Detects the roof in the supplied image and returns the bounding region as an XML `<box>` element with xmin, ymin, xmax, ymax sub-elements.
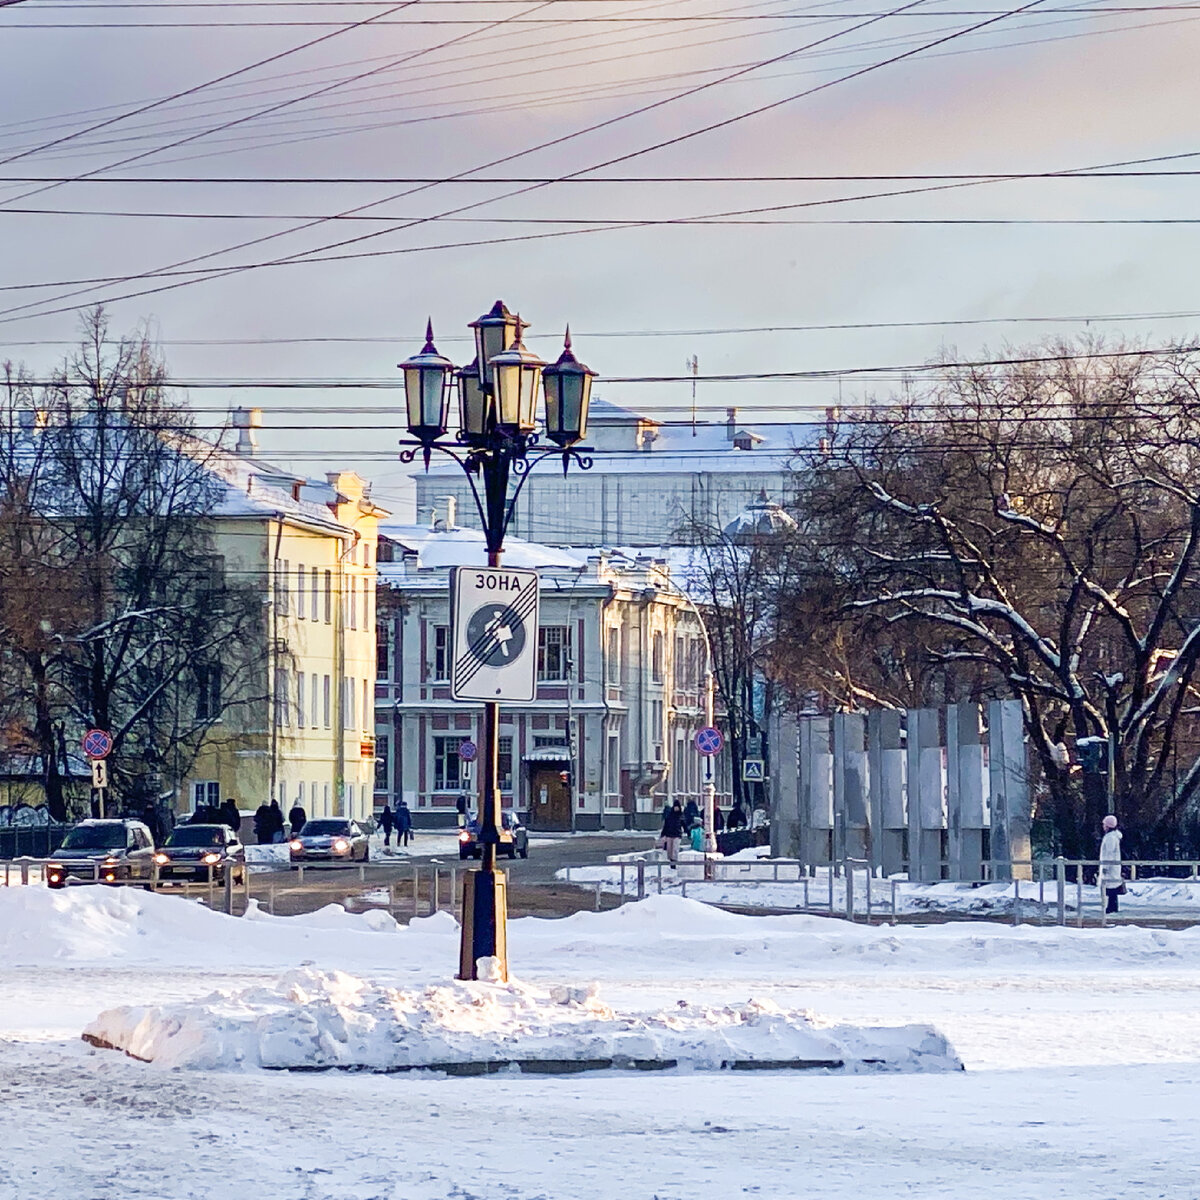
<box><xmin>377</xmin><ymin>523</ymin><xmax>588</xmax><ymax>574</ymax></box>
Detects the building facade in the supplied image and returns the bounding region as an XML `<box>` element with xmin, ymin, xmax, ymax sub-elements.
<box><xmin>413</xmin><ymin>401</ymin><xmax>827</xmax><ymax>547</ymax></box>
<box><xmin>186</xmin><ymin>434</ymin><xmax>386</xmax><ymax>822</ymax></box>
<box><xmin>373</xmin><ymin>524</ymin><xmax>728</xmax><ymax>829</ymax></box>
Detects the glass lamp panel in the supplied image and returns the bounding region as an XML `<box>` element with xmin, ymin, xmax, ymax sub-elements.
<box><xmin>493</xmin><ymin>361</ymin><xmax>521</xmax><ymax>429</ymax></box>
<box><xmin>403</xmin><ymin>364</ymin><xmax>448</xmax><ymax>436</ymax></box>
<box><xmin>518</xmin><ymin>363</ymin><xmax>542</xmax><ymax>432</ymax></box>
<box><xmin>457</xmin><ymin>362</ymin><xmax>489</xmax><ymax>439</ymax></box>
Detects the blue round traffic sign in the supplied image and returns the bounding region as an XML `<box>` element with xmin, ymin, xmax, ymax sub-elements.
<box><xmin>458</xmin><ymin>740</ymin><xmax>478</xmax><ymax>762</ymax></box>
<box><xmin>694</xmin><ymin>726</ymin><xmax>724</xmax><ymax>756</ymax></box>
<box><xmin>83</xmin><ymin>728</ymin><xmax>112</xmax><ymax>759</ymax></box>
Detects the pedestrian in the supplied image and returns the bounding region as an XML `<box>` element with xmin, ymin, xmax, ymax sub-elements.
<box><xmin>689</xmin><ymin>821</ymin><xmax>705</xmax><ymax>853</ymax></box>
<box><xmin>288</xmin><ymin>801</ymin><xmax>307</xmax><ymax>837</ymax></box>
<box><xmin>682</xmin><ymin>798</ymin><xmax>700</xmax><ymax>833</ymax></box>
<box><xmin>726</xmin><ymin>801</ymin><xmax>747</xmax><ymax>831</ymax></box>
<box><xmin>253</xmin><ymin>800</ymin><xmax>273</xmax><ymax>845</ymax></box>
<box><xmin>141</xmin><ymin>803</ymin><xmax>163</xmax><ymax>847</ymax></box>
<box><xmin>713</xmin><ymin>805</ymin><xmax>725</xmax><ymax>833</ymax></box>
<box><xmin>1099</xmin><ymin>814</ymin><xmax>1124</xmax><ymax>914</ymax></box>
<box><xmin>220</xmin><ymin>797</ymin><xmax>241</xmax><ymax>836</ymax></box>
<box><xmin>379</xmin><ymin>802</ymin><xmax>395</xmax><ymax>848</ymax></box>
<box><xmin>268</xmin><ymin>798</ymin><xmax>285</xmax><ymax>843</ymax></box>
<box><xmin>396</xmin><ymin>799</ymin><xmax>413</xmax><ymax>847</ymax></box>
<box><xmin>661</xmin><ymin>800</ymin><xmax>684</xmax><ymax>865</ymax></box>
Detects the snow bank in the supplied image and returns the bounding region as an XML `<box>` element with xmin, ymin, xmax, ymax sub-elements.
<box><xmin>243</xmin><ymin>844</ymin><xmax>290</xmax><ymax>872</ymax></box>
<box><xmin>82</xmin><ymin>966</ymin><xmax>961</xmax><ymax>1074</ymax></box>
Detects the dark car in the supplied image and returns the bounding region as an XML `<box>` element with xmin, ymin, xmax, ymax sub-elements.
<box><xmin>153</xmin><ymin>824</ymin><xmax>246</xmax><ymax>887</ymax></box>
<box><xmin>289</xmin><ymin>818</ymin><xmax>369</xmax><ymax>865</ymax></box>
<box><xmin>46</xmin><ymin>819</ymin><xmax>157</xmax><ymax>889</ymax></box>
<box><xmin>458</xmin><ymin>811</ymin><xmax>528</xmax><ymax>860</ymax></box>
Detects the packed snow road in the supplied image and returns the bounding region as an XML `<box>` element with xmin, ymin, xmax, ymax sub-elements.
<box><xmin>0</xmin><ymin>887</ymin><xmax>1195</xmax><ymax>1198</ymax></box>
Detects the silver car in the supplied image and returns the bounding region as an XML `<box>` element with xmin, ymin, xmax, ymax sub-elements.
<box><xmin>46</xmin><ymin>819</ymin><xmax>157</xmax><ymax>888</ymax></box>
<box><xmin>289</xmin><ymin>818</ymin><xmax>369</xmax><ymax>865</ymax></box>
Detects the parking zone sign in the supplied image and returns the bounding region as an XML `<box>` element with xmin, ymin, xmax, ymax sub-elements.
<box><xmin>449</xmin><ymin>566</ymin><xmax>540</xmax><ymax>702</ymax></box>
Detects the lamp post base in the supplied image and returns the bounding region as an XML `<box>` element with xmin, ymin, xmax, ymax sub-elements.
<box><xmin>457</xmin><ymin>868</ymin><xmax>509</xmax><ymax>982</ymax></box>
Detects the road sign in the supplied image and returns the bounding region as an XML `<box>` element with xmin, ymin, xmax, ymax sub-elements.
<box><xmin>449</xmin><ymin>566</ymin><xmax>540</xmax><ymax>703</ymax></box>
<box><xmin>91</xmin><ymin>758</ymin><xmax>108</xmax><ymax>789</ymax></box>
<box><xmin>695</xmin><ymin>726</ymin><xmax>724</xmax><ymax>756</ymax></box>
<box><xmin>742</xmin><ymin>757</ymin><xmax>765</xmax><ymax>782</ymax></box>
<box><xmin>82</xmin><ymin>729</ymin><xmax>112</xmax><ymax>759</ymax></box>
<box><xmin>459</xmin><ymin>740</ymin><xmax>478</xmax><ymax>762</ymax></box>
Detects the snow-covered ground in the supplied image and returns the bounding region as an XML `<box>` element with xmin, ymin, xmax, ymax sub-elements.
<box><xmin>1</xmin><ymin>887</ymin><xmax>1197</xmax><ymax>1196</ymax></box>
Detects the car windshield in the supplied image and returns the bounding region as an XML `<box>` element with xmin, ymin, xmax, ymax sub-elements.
<box><xmin>166</xmin><ymin>827</ymin><xmax>227</xmax><ymax>848</ymax></box>
<box><xmin>61</xmin><ymin>825</ymin><xmax>125</xmax><ymax>850</ymax></box>
<box><xmin>303</xmin><ymin>820</ymin><xmax>349</xmax><ymax>836</ymax></box>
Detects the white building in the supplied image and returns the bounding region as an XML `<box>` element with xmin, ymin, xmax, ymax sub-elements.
<box><xmin>373</xmin><ymin>522</ymin><xmax>727</xmax><ymax>829</ymax></box>
<box><xmin>412</xmin><ymin>400</ymin><xmax>827</xmax><ymax>547</ymax></box>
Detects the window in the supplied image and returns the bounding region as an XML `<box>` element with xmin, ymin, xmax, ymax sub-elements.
<box><xmin>498</xmin><ymin>735</ymin><xmax>513</xmax><ymax>791</ymax></box>
<box><xmin>433</xmin><ymin>625</ymin><xmax>449</xmax><ymax>680</ymax></box>
<box><xmin>198</xmin><ymin>555</ymin><xmax>226</xmax><ymax>609</ymax></box>
<box><xmin>297</xmin><ymin>564</ymin><xmax>307</xmax><ymax>618</ymax></box>
<box><xmin>323</xmin><ymin>675</ymin><xmax>331</xmax><ymax>727</ymax></box>
<box><xmin>344</xmin><ymin>677</ymin><xmax>356</xmax><ymax>729</ymax></box>
<box><xmin>376</xmin><ymin>623</ymin><xmax>389</xmax><ymax>680</ymax></box>
<box><xmin>606</xmin><ymin>734</ymin><xmax>620</xmax><ymax>796</ymax></box>
<box><xmin>364</xmin><ymin>543</ymin><xmax>372</xmax><ymax>569</ymax></box>
<box><xmin>324</xmin><ymin>570</ymin><xmax>332</xmax><ymax>623</ymax></box>
<box><xmin>375</xmin><ymin>733</ymin><xmax>389</xmax><ymax>791</ymax></box>
<box><xmin>195</xmin><ymin>663</ymin><xmax>221</xmax><ymax>721</ymax></box>
<box><xmin>311</xmin><ymin>567</ymin><xmax>319</xmax><ymax>621</ymax></box>
<box><xmin>274</xmin><ymin>667</ymin><xmax>289</xmax><ymax>727</ymax></box>
<box><xmin>434</xmin><ymin>736</ymin><xmax>461</xmax><ymax>791</ymax></box>
<box><xmin>273</xmin><ymin>558</ymin><xmax>284</xmax><ymax>612</ymax></box>
<box><xmin>362</xmin><ymin>578</ymin><xmax>370</xmax><ymax>631</ymax></box>
<box><xmin>537</xmin><ymin>626</ymin><xmax>571</xmax><ymax>681</ymax></box>
<box><xmin>534</xmin><ymin>735</ymin><xmax>568</xmax><ymax>748</ymax></box>
<box><xmin>674</xmin><ymin>636</ymin><xmax>685</xmax><ymax>689</ymax></box>
<box><xmin>297</xmin><ymin>671</ymin><xmax>306</xmax><ymax>727</ymax></box>
<box><xmin>192</xmin><ymin>780</ymin><xmax>220</xmax><ymax>809</ymax></box>
<box><xmin>349</xmin><ymin>576</ymin><xmax>357</xmax><ymax>630</ymax></box>
<box><xmin>310</xmin><ymin>673</ymin><xmax>319</xmax><ymax>728</ymax></box>
<box><xmin>362</xmin><ymin>679</ymin><xmax>369</xmax><ymax>731</ymax></box>
<box><xmin>606</xmin><ymin>626</ymin><xmax>620</xmax><ymax>683</ymax></box>
<box><xmin>281</xmin><ymin>559</ymin><xmax>290</xmax><ymax>615</ymax></box>
<box><xmin>652</xmin><ymin>631</ymin><xmax>664</xmax><ymax>682</ymax></box>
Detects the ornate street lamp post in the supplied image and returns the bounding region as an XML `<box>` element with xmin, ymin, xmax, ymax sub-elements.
<box><xmin>399</xmin><ymin>301</ymin><xmax>595</xmax><ymax>981</ymax></box>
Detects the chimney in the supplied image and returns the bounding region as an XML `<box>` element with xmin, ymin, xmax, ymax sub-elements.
<box><xmin>232</xmin><ymin>407</ymin><xmax>262</xmax><ymax>456</ymax></box>
<box><xmin>726</xmin><ymin>407</ymin><xmax>738</xmax><ymax>441</ymax></box>
<box><xmin>441</xmin><ymin>495</ymin><xmax>457</xmax><ymax>528</ymax></box>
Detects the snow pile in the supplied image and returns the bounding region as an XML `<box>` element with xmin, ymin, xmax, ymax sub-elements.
<box><xmin>81</xmin><ymin>966</ymin><xmax>962</xmax><ymax>1074</ymax></box>
<box><xmin>243</xmin><ymin>844</ymin><xmax>290</xmax><ymax>872</ymax></box>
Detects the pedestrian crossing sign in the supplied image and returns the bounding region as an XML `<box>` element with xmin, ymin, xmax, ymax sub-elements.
<box><xmin>742</xmin><ymin>758</ymin><xmax>765</xmax><ymax>782</ymax></box>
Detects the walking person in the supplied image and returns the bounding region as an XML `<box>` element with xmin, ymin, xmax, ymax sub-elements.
<box><xmin>268</xmin><ymin>798</ymin><xmax>286</xmax><ymax>843</ymax></box>
<box><xmin>689</xmin><ymin>820</ymin><xmax>705</xmax><ymax>853</ymax></box>
<box><xmin>1099</xmin><ymin>814</ymin><xmax>1124</xmax><ymax>914</ymax></box>
<box><xmin>253</xmin><ymin>800</ymin><xmax>273</xmax><ymax>845</ymax></box>
<box><xmin>661</xmin><ymin>800</ymin><xmax>684</xmax><ymax>866</ymax></box>
<box><xmin>220</xmin><ymin>797</ymin><xmax>241</xmax><ymax>837</ymax></box>
<box><xmin>379</xmin><ymin>802</ymin><xmax>395</xmax><ymax>848</ymax></box>
<box><xmin>396</xmin><ymin>799</ymin><xmax>413</xmax><ymax>847</ymax></box>
<box><xmin>682</xmin><ymin>798</ymin><xmax>700</xmax><ymax>833</ymax></box>
<box><xmin>288</xmin><ymin>800</ymin><xmax>307</xmax><ymax>838</ymax></box>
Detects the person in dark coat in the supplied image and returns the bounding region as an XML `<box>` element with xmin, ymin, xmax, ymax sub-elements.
<box><xmin>268</xmin><ymin>799</ymin><xmax>285</xmax><ymax>843</ymax></box>
<box><xmin>288</xmin><ymin>802</ymin><xmax>307</xmax><ymax>837</ymax></box>
<box><xmin>379</xmin><ymin>803</ymin><xmax>395</xmax><ymax>847</ymax></box>
<box><xmin>661</xmin><ymin>800</ymin><xmax>684</xmax><ymax>865</ymax></box>
<box><xmin>219</xmin><ymin>798</ymin><xmax>241</xmax><ymax>836</ymax></box>
<box><xmin>141</xmin><ymin>803</ymin><xmax>163</xmax><ymax>847</ymax></box>
<box><xmin>253</xmin><ymin>801</ymin><xmax>273</xmax><ymax>845</ymax></box>
<box><xmin>713</xmin><ymin>805</ymin><xmax>725</xmax><ymax>834</ymax></box>
<box><xmin>726</xmin><ymin>801</ymin><xmax>747</xmax><ymax>830</ymax></box>
<box><xmin>682</xmin><ymin>798</ymin><xmax>700</xmax><ymax>833</ymax></box>
<box><xmin>396</xmin><ymin>799</ymin><xmax>413</xmax><ymax>847</ymax></box>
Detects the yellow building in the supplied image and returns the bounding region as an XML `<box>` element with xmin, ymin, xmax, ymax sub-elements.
<box><xmin>186</xmin><ymin>416</ymin><xmax>386</xmax><ymax>823</ymax></box>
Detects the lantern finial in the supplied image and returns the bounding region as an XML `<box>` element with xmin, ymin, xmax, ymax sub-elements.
<box><xmin>422</xmin><ymin>318</ymin><xmax>436</xmax><ymax>353</ymax></box>
<box><xmin>563</xmin><ymin>325</ymin><xmax>572</xmax><ymax>352</ymax></box>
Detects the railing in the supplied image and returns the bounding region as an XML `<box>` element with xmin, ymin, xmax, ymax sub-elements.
<box><xmin>559</xmin><ymin>856</ymin><xmax>1200</xmax><ymax>926</ymax></box>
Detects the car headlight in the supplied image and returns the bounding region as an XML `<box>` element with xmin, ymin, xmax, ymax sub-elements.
<box><xmin>289</xmin><ymin>839</ymin><xmax>302</xmax><ymax>851</ymax></box>
<box><xmin>333</xmin><ymin>839</ymin><xmax>349</xmax><ymax>853</ymax></box>
<box><xmin>47</xmin><ymin>871</ymin><xmax>62</xmax><ymax>883</ymax></box>
<box><xmin>153</xmin><ymin>853</ymin><xmax>168</xmax><ymax>865</ymax></box>
<box><xmin>202</xmin><ymin>852</ymin><xmax>220</xmax><ymax>865</ymax></box>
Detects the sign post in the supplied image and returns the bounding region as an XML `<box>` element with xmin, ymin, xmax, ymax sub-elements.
<box><xmin>83</xmin><ymin>729</ymin><xmax>113</xmax><ymax>818</ymax></box>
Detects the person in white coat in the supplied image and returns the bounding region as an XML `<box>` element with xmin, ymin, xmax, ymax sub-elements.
<box><xmin>1099</xmin><ymin>815</ymin><xmax>1123</xmax><ymax>914</ymax></box>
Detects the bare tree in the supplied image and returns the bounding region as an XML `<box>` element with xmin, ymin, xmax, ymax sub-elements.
<box><xmin>790</xmin><ymin>341</ymin><xmax>1200</xmax><ymax>855</ymax></box>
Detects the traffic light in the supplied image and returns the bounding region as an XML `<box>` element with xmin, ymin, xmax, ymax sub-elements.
<box><xmin>559</xmin><ymin>768</ymin><xmax>572</xmax><ymax>787</ymax></box>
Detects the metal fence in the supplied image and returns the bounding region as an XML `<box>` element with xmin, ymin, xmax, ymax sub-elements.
<box><xmin>560</xmin><ymin>856</ymin><xmax>1200</xmax><ymax>926</ymax></box>
<box><xmin>0</xmin><ymin>824</ymin><xmax>70</xmax><ymax>860</ymax></box>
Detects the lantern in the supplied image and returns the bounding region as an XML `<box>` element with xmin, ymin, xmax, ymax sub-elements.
<box><xmin>399</xmin><ymin>319</ymin><xmax>452</xmax><ymax>443</ymax></box>
<box><xmin>488</xmin><ymin>324</ymin><xmax>544</xmax><ymax>435</ymax></box>
<box><xmin>469</xmin><ymin>300</ymin><xmax>525</xmax><ymax>392</ymax></box>
<box><xmin>456</xmin><ymin>357</ymin><xmax>490</xmax><ymax>445</ymax></box>
<box><xmin>541</xmin><ymin>327</ymin><xmax>596</xmax><ymax>447</ymax></box>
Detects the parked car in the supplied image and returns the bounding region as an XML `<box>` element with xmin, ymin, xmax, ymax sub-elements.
<box><xmin>153</xmin><ymin>824</ymin><xmax>246</xmax><ymax>886</ymax></box>
<box><xmin>45</xmin><ymin>819</ymin><xmax>157</xmax><ymax>889</ymax></box>
<box><xmin>458</xmin><ymin>811</ymin><xmax>528</xmax><ymax>860</ymax></box>
<box><xmin>289</xmin><ymin>818</ymin><xmax>369</xmax><ymax>865</ymax></box>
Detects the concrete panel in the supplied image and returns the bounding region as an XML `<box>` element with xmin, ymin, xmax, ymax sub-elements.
<box><xmin>907</xmin><ymin>708</ymin><xmax>944</xmax><ymax>882</ymax></box>
<box><xmin>769</xmin><ymin>708</ymin><xmax>801</xmax><ymax>859</ymax></box>
<box><xmin>988</xmin><ymin>699</ymin><xmax>1031</xmax><ymax>881</ymax></box>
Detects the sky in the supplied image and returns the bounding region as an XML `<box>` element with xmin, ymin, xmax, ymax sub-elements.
<box><xmin>1</xmin><ymin>0</ymin><xmax>1199</xmax><ymax>520</ymax></box>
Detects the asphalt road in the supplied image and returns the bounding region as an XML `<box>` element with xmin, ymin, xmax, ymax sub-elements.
<box><xmin>247</xmin><ymin>831</ymin><xmax>656</xmax><ymax>921</ymax></box>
